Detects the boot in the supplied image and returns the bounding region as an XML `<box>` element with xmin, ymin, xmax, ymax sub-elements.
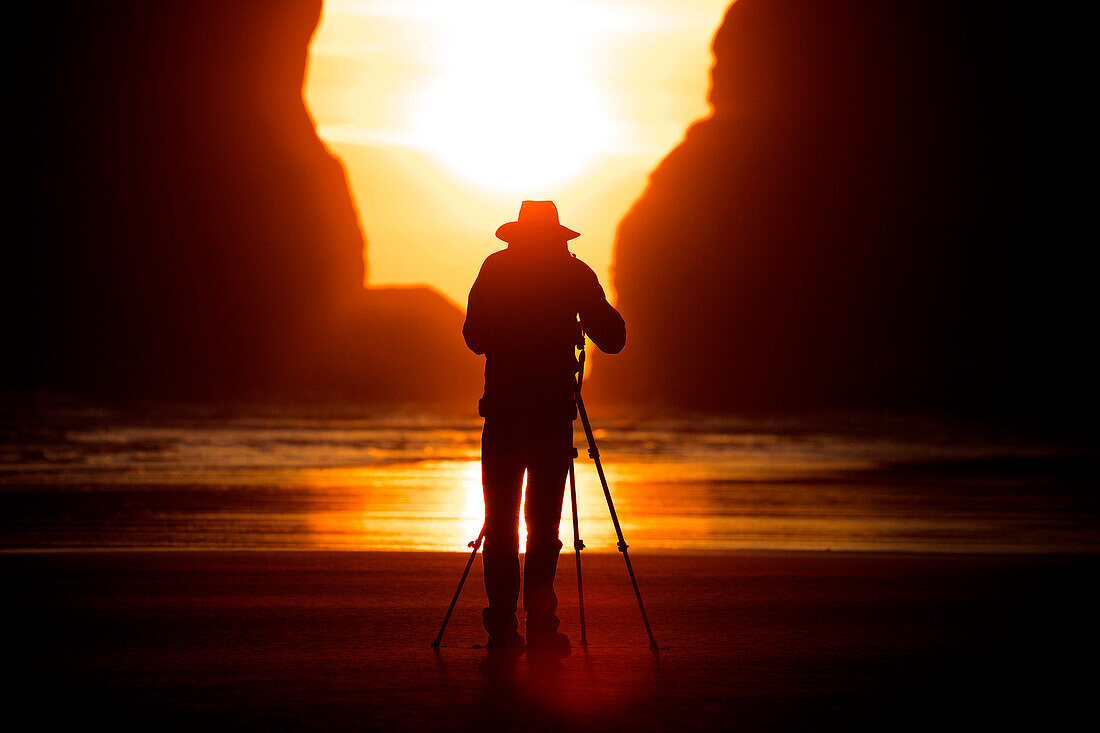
<box><xmin>483</xmin><ymin>607</ymin><xmax>525</xmax><ymax>649</ymax></box>
<box><xmin>526</xmin><ymin>629</ymin><xmax>571</xmax><ymax>650</ymax></box>
<box><xmin>523</xmin><ymin>537</ymin><xmax>568</xmax><ymax>650</ymax></box>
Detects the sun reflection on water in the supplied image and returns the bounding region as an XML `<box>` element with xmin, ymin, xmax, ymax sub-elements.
<box><xmin>459</xmin><ymin>461</ymin><xmax>484</xmax><ymax>546</ymax></box>
<box><xmin>7</xmin><ymin>415</ymin><xmax>1083</xmax><ymax>554</ymax></box>
<box><xmin>303</xmin><ymin>458</ymin><xmax>640</xmax><ymax>552</ymax></box>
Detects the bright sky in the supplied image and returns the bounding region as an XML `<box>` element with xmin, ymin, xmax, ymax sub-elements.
<box><xmin>305</xmin><ymin>0</ymin><xmax>731</xmax><ymax>308</ymax></box>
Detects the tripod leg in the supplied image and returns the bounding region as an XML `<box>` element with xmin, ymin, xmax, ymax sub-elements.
<box><xmin>568</xmin><ymin>454</ymin><xmax>588</xmax><ymax>647</ymax></box>
<box><xmin>576</xmin><ymin>393</ymin><xmax>659</xmax><ymax>652</ymax></box>
<box><xmin>431</xmin><ymin>526</ymin><xmax>485</xmax><ymax>648</ymax></box>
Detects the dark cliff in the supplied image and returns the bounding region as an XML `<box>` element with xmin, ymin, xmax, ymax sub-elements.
<box><xmin>595</xmin><ymin>0</ymin><xmax>1061</xmax><ymax>417</ymax></box>
<box><xmin>6</xmin><ymin>1</ymin><xmax>480</xmax><ymax>405</ymax></box>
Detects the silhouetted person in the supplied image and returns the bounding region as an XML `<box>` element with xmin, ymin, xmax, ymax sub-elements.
<box><xmin>464</xmin><ymin>201</ymin><xmax>625</xmax><ymax>650</ymax></box>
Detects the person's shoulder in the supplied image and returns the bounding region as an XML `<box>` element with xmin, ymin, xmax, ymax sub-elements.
<box><xmin>478</xmin><ymin>248</ymin><xmax>511</xmax><ymax>273</ymax></box>
<box><xmin>566</xmin><ymin>255</ymin><xmax>600</xmax><ymax>284</ymax></box>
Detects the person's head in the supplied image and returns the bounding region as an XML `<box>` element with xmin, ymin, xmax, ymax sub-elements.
<box><xmin>496</xmin><ymin>201</ymin><xmax>579</xmax><ymax>253</ymax></box>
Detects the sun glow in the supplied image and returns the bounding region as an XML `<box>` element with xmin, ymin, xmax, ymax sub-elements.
<box><xmin>410</xmin><ymin>4</ymin><xmax>619</xmax><ymax>193</ymax></box>
<box><xmin>306</xmin><ymin>0</ymin><xmax>730</xmax><ymax>305</ymax></box>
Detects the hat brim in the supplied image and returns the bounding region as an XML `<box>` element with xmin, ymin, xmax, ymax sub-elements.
<box><xmin>495</xmin><ymin>220</ymin><xmax>580</xmax><ymax>243</ymax></box>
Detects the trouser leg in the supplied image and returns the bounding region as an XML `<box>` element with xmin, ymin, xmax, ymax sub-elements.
<box><xmin>481</xmin><ymin>419</ymin><xmax>524</xmax><ymax>637</ymax></box>
<box><xmin>522</xmin><ymin>420</ymin><xmax>572</xmax><ymax>638</ymax></box>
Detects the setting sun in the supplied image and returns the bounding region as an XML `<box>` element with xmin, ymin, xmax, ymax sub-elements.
<box><xmin>410</xmin><ymin>3</ymin><xmax>619</xmax><ymax>192</ymax></box>
<box><xmin>305</xmin><ymin>0</ymin><xmax>731</xmax><ymax>305</ymax></box>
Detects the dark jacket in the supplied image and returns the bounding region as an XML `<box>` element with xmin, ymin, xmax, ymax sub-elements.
<box><xmin>463</xmin><ymin>243</ymin><xmax>625</xmax><ymax>419</ymax></box>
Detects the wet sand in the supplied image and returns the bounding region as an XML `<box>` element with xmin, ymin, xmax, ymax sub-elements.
<box><xmin>3</xmin><ymin>551</ymin><xmax>1090</xmax><ymax>730</ymax></box>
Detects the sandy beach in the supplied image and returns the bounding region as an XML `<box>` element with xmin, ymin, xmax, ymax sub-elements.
<box><xmin>4</xmin><ymin>550</ymin><xmax>1089</xmax><ymax>730</ymax></box>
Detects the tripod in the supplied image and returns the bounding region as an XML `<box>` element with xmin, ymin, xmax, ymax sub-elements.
<box><xmin>431</xmin><ymin>342</ymin><xmax>659</xmax><ymax>651</ymax></box>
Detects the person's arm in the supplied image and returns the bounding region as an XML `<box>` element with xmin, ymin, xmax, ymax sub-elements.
<box><xmin>463</xmin><ymin>259</ymin><xmax>493</xmax><ymax>355</ymax></box>
<box><xmin>577</xmin><ymin>263</ymin><xmax>626</xmax><ymax>354</ymax></box>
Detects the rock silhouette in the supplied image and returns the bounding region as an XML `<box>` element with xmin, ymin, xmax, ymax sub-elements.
<box><xmin>6</xmin><ymin>1</ymin><xmax>480</xmax><ymax>404</ymax></box>
<box><xmin>596</xmin><ymin>0</ymin><xmax>1043</xmax><ymax>415</ymax></box>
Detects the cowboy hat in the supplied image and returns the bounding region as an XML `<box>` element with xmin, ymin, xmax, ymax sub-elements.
<box><xmin>495</xmin><ymin>200</ymin><xmax>580</xmax><ymax>243</ymax></box>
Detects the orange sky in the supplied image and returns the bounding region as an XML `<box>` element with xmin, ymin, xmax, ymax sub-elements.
<box><xmin>305</xmin><ymin>0</ymin><xmax>731</xmax><ymax>308</ymax></box>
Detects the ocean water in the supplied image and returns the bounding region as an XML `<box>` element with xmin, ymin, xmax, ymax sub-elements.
<box><xmin>2</xmin><ymin>408</ymin><xmax>1097</xmax><ymax>553</ymax></box>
